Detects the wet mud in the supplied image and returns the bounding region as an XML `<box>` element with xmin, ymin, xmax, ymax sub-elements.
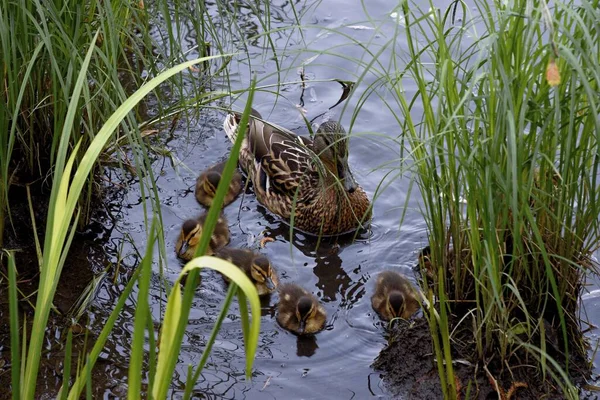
<box><xmin>374</xmin><ymin>316</ymin><xmax>592</xmax><ymax>399</ymax></box>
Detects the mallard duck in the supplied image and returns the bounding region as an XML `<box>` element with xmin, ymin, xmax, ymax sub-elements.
<box><xmin>223</xmin><ymin>109</ymin><xmax>371</xmax><ymax>235</ymax></box>
<box><xmin>371</xmin><ymin>270</ymin><xmax>420</xmax><ymax>321</ymax></box>
<box><xmin>175</xmin><ymin>214</ymin><xmax>230</xmax><ymax>260</ymax></box>
<box><xmin>276</xmin><ymin>283</ymin><xmax>326</xmax><ymax>335</ymax></box>
<box><xmin>195</xmin><ymin>161</ymin><xmax>243</xmax><ymax>208</ymax></box>
<box><xmin>215</xmin><ymin>247</ymin><xmax>279</xmax><ymax>295</ymax></box>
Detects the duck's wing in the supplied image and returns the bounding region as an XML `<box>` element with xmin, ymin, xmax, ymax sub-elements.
<box><xmin>248</xmin><ymin>120</ymin><xmax>325</xmax><ymax>200</ymax></box>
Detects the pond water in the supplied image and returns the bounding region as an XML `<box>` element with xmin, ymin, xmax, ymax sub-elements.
<box><xmin>83</xmin><ymin>0</ymin><xmax>600</xmax><ymax>398</ymax></box>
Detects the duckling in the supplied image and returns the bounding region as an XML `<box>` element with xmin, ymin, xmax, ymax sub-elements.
<box><xmin>276</xmin><ymin>283</ymin><xmax>326</xmax><ymax>335</ymax></box>
<box><xmin>371</xmin><ymin>270</ymin><xmax>420</xmax><ymax>322</ymax></box>
<box><xmin>175</xmin><ymin>214</ymin><xmax>230</xmax><ymax>260</ymax></box>
<box><xmin>195</xmin><ymin>161</ymin><xmax>243</xmax><ymax>208</ymax></box>
<box><xmin>417</xmin><ymin>245</ymin><xmax>433</xmax><ymax>280</ymax></box>
<box><xmin>215</xmin><ymin>248</ymin><xmax>279</xmax><ymax>295</ymax></box>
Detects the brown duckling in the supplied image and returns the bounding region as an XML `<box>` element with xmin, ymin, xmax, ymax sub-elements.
<box><xmin>371</xmin><ymin>270</ymin><xmax>420</xmax><ymax>321</ymax></box>
<box><xmin>195</xmin><ymin>161</ymin><xmax>243</xmax><ymax>208</ymax></box>
<box><xmin>175</xmin><ymin>214</ymin><xmax>230</xmax><ymax>260</ymax></box>
<box><xmin>276</xmin><ymin>283</ymin><xmax>326</xmax><ymax>335</ymax></box>
<box><xmin>417</xmin><ymin>245</ymin><xmax>433</xmax><ymax>280</ymax></box>
<box><xmin>215</xmin><ymin>248</ymin><xmax>279</xmax><ymax>295</ymax></box>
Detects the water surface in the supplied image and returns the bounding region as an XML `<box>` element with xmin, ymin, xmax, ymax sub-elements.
<box><xmin>86</xmin><ymin>0</ymin><xmax>600</xmax><ymax>398</ymax></box>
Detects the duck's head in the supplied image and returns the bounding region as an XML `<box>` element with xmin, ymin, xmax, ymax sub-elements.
<box><xmin>250</xmin><ymin>256</ymin><xmax>277</xmax><ymax>291</ymax></box>
<box><xmin>386</xmin><ymin>290</ymin><xmax>406</xmax><ymax>319</ymax></box>
<box><xmin>176</xmin><ymin>219</ymin><xmax>202</xmax><ymax>259</ymax></box>
<box><xmin>313</xmin><ymin>121</ymin><xmax>358</xmax><ymax>193</ymax></box>
<box><xmin>202</xmin><ymin>171</ymin><xmax>221</xmax><ymax>196</ymax></box>
<box><xmin>296</xmin><ymin>296</ymin><xmax>319</xmax><ymax>334</ymax></box>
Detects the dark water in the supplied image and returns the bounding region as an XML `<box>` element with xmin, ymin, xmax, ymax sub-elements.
<box><xmin>85</xmin><ymin>0</ymin><xmax>600</xmax><ymax>398</ymax></box>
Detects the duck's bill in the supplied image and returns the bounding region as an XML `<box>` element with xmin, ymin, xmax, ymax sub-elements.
<box><xmin>298</xmin><ymin>320</ymin><xmax>306</xmax><ymax>335</ymax></box>
<box><xmin>178</xmin><ymin>241</ymin><xmax>190</xmax><ymax>256</ymax></box>
<box><xmin>340</xmin><ymin>166</ymin><xmax>358</xmax><ymax>193</ymax></box>
<box><xmin>265</xmin><ymin>277</ymin><xmax>276</xmax><ymax>290</ymax></box>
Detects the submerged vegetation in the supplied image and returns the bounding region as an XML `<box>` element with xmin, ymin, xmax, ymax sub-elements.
<box><xmin>1</xmin><ymin>0</ymin><xmax>599</xmax><ymax>398</ymax></box>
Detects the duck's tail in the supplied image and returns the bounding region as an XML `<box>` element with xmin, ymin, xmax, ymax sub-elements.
<box><xmin>224</xmin><ymin>108</ymin><xmax>263</xmax><ymax>144</ymax></box>
<box><xmin>223</xmin><ymin>113</ymin><xmax>239</xmax><ymax>144</ymax></box>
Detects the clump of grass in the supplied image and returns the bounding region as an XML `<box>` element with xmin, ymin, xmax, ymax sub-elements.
<box><xmin>6</xmin><ymin>40</ymin><xmax>259</xmax><ymax>398</ymax></box>
<box><xmin>392</xmin><ymin>0</ymin><xmax>598</xmax><ymax>397</ymax></box>
<box><xmin>1</xmin><ymin>0</ymin><xmax>267</xmax><ymax>396</ymax></box>
<box><xmin>0</xmin><ymin>0</ymin><xmax>221</xmax><ymax>245</ymax></box>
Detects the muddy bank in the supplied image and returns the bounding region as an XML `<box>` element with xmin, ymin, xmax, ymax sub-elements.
<box><xmin>0</xmin><ymin>177</ymin><xmax>122</xmax><ymax>398</ymax></box>
<box><xmin>373</xmin><ymin>316</ymin><xmax>594</xmax><ymax>399</ymax></box>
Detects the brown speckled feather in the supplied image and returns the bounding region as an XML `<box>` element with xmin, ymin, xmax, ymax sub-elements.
<box><xmin>195</xmin><ymin>161</ymin><xmax>243</xmax><ymax>208</ymax></box>
<box><xmin>224</xmin><ymin>110</ymin><xmax>371</xmax><ymax>235</ymax></box>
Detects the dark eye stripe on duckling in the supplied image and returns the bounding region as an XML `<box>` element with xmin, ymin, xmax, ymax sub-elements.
<box><xmin>205</xmin><ymin>172</ymin><xmax>221</xmax><ymax>189</ymax></box>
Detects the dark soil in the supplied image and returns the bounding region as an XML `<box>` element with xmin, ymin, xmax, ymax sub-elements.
<box><xmin>0</xmin><ymin>176</ymin><xmax>120</xmax><ymax>398</ymax></box>
<box><xmin>373</xmin><ymin>317</ymin><xmax>592</xmax><ymax>399</ymax></box>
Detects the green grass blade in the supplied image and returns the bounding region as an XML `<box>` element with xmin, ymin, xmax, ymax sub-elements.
<box><xmin>6</xmin><ymin>251</ymin><xmax>21</xmax><ymax>400</ymax></box>
<box><xmin>59</xmin><ymin>328</ymin><xmax>73</xmax><ymax>400</ymax></box>
<box><xmin>157</xmin><ymin>78</ymin><xmax>257</xmax><ymax>398</ymax></box>
<box><xmin>128</xmin><ymin>221</ymin><xmax>157</xmax><ymax>398</ymax></box>
<box><xmin>24</xmin><ymin>39</ymin><xmax>220</xmax><ymax>397</ymax></box>
<box><xmin>153</xmin><ymin>256</ymin><xmax>261</xmax><ymax>398</ymax></box>
<box><xmin>66</xmin><ymin>268</ymin><xmax>142</xmax><ymax>400</ymax></box>
<box><xmin>22</xmin><ymin>29</ymin><xmax>100</xmax><ymax>399</ymax></box>
<box><xmin>184</xmin><ymin>284</ymin><xmax>238</xmax><ymax>400</ymax></box>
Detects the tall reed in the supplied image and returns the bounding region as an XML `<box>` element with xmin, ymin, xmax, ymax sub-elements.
<box><xmin>391</xmin><ymin>0</ymin><xmax>599</xmax><ymax>396</ymax></box>
<box><xmin>2</xmin><ymin>0</ymin><xmax>269</xmax><ymax>396</ymax></box>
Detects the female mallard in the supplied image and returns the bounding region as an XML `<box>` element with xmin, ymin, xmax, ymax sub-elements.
<box><xmin>175</xmin><ymin>214</ymin><xmax>230</xmax><ymax>260</ymax></box>
<box><xmin>215</xmin><ymin>247</ymin><xmax>279</xmax><ymax>295</ymax></box>
<box><xmin>371</xmin><ymin>270</ymin><xmax>420</xmax><ymax>321</ymax></box>
<box><xmin>223</xmin><ymin>109</ymin><xmax>371</xmax><ymax>235</ymax></box>
<box><xmin>195</xmin><ymin>161</ymin><xmax>243</xmax><ymax>208</ymax></box>
<box><xmin>276</xmin><ymin>283</ymin><xmax>326</xmax><ymax>335</ymax></box>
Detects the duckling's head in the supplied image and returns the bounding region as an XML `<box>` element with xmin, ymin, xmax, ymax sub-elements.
<box><xmin>417</xmin><ymin>245</ymin><xmax>433</xmax><ymax>279</ymax></box>
<box><xmin>250</xmin><ymin>256</ymin><xmax>276</xmax><ymax>291</ymax></box>
<box><xmin>202</xmin><ymin>171</ymin><xmax>221</xmax><ymax>196</ymax></box>
<box><xmin>313</xmin><ymin>121</ymin><xmax>357</xmax><ymax>193</ymax></box>
<box><xmin>176</xmin><ymin>219</ymin><xmax>202</xmax><ymax>259</ymax></box>
<box><xmin>386</xmin><ymin>290</ymin><xmax>406</xmax><ymax>319</ymax></box>
<box><xmin>296</xmin><ymin>296</ymin><xmax>318</xmax><ymax>335</ymax></box>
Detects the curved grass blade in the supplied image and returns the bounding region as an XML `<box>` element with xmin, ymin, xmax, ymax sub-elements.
<box><xmin>27</xmin><ymin>41</ymin><xmax>223</xmax><ymax>397</ymax></box>
<box><xmin>152</xmin><ymin>256</ymin><xmax>261</xmax><ymax>399</ymax></box>
<box><xmin>128</xmin><ymin>220</ymin><xmax>158</xmax><ymax>398</ymax></box>
<box><xmin>64</xmin><ymin>267</ymin><xmax>142</xmax><ymax>399</ymax></box>
<box><xmin>6</xmin><ymin>251</ymin><xmax>21</xmax><ymax>400</ymax></box>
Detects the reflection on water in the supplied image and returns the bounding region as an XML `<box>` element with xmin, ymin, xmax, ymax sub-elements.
<box><xmin>296</xmin><ymin>335</ymin><xmax>319</xmax><ymax>357</ymax></box>
<box><xmin>86</xmin><ymin>0</ymin><xmax>441</xmax><ymax>399</ymax></box>
<box><xmin>71</xmin><ymin>0</ymin><xmax>600</xmax><ymax>398</ymax></box>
